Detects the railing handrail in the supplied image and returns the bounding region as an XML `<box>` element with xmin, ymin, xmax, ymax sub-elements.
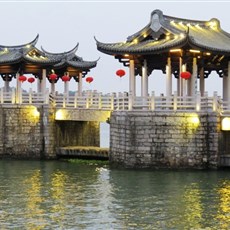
<box><xmin>0</xmin><ymin>88</ymin><xmax>230</xmax><ymax>114</ymax></box>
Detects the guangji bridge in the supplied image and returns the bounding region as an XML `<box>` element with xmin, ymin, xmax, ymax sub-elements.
<box><xmin>0</xmin><ymin>9</ymin><xmax>230</xmax><ymax>169</ymax></box>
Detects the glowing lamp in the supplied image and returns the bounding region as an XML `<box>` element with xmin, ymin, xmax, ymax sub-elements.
<box><xmin>28</xmin><ymin>77</ymin><xmax>35</xmax><ymax>83</ymax></box>
<box><xmin>180</xmin><ymin>71</ymin><xmax>191</xmax><ymax>80</ymax></box>
<box><xmin>49</xmin><ymin>73</ymin><xmax>58</xmax><ymax>81</ymax></box>
<box><xmin>221</xmin><ymin>117</ymin><xmax>230</xmax><ymax>131</ymax></box>
<box><xmin>116</xmin><ymin>69</ymin><xmax>126</xmax><ymax>78</ymax></box>
<box><xmin>86</xmin><ymin>76</ymin><xmax>93</xmax><ymax>83</ymax></box>
<box><xmin>18</xmin><ymin>75</ymin><xmax>27</xmax><ymax>82</ymax></box>
<box><xmin>61</xmin><ymin>75</ymin><xmax>70</xmax><ymax>82</ymax></box>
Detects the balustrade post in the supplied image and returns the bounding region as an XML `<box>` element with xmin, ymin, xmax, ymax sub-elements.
<box><xmin>128</xmin><ymin>94</ymin><xmax>133</xmax><ymax>110</ymax></box>
<box><xmin>151</xmin><ymin>92</ymin><xmax>155</xmax><ymax>110</ymax></box>
<box><xmin>86</xmin><ymin>95</ymin><xmax>89</xmax><ymax>109</ymax></box>
<box><xmin>11</xmin><ymin>89</ymin><xmax>15</xmax><ymax>104</ymax></box>
<box><xmin>213</xmin><ymin>91</ymin><xmax>218</xmax><ymax>112</ymax></box>
<box><xmin>98</xmin><ymin>94</ymin><xmax>102</xmax><ymax>109</ymax></box>
<box><xmin>45</xmin><ymin>89</ymin><xmax>49</xmax><ymax>104</ymax></box>
<box><xmin>111</xmin><ymin>94</ymin><xmax>114</xmax><ymax>110</ymax></box>
<box><xmin>63</xmin><ymin>93</ymin><xmax>66</xmax><ymax>108</ymax></box>
<box><xmin>74</xmin><ymin>93</ymin><xmax>78</xmax><ymax>108</ymax></box>
<box><xmin>0</xmin><ymin>88</ymin><xmax>3</xmax><ymax>104</ymax></box>
<box><xmin>196</xmin><ymin>91</ymin><xmax>201</xmax><ymax>111</ymax></box>
<box><xmin>173</xmin><ymin>91</ymin><xmax>177</xmax><ymax>111</ymax></box>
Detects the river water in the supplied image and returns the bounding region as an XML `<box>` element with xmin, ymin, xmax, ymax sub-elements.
<box><xmin>0</xmin><ymin>160</ymin><xmax>229</xmax><ymax>229</ymax></box>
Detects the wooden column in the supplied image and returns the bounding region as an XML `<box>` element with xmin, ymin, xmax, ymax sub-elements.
<box><xmin>64</xmin><ymin>72</ymin><xmax>69</xmax><ymax>96</ymax></box>
<box><xmin>78</xmin><ymin>72</ymin><xmax>82</xmax><ymax>96</ymax></box>
<box><xmin>129</xmin><ymin>59</ymin><xmax>135</xmax><ymax>110</ymax></box>
<box><xmin>177</xmin><ymin>57</ymin><xmax>182</xmax><ymax>96</ymax></box>
<box><xmin>16</xmin><ymin>72</ymin><xmax>21</xmax><ymax>103</ymax></box>
<box><xmin>199</xmin><ymin>67</ymin><xmax>205</xmax><ymax>97</ymax></box>
<box><xmin>4</xmin><ymin>75</ymin><xmax>10</xmax><ymax>92</ymax></box>
<box><xmin>141</xmin><ymin>59</ymin><xmax>148</xmax><ymax>97</ymax></box>
<box><xmin>223</xmin><ymin>61</ymin><xmax>230</xmax><ymax>103</ymax></box>
<box><xmin>191</xmin><ymin>57</ymin><xmax>197</xmax><ymax>97</ymax></box>
<box><xmin>51</xmin><ymin>80</ymin><xmax>55</xmax><ymax>95</ymax></box>
<box><xmin>129</xmin><ymin>59</ymin><xmax>135</xmax><ymax>96</ymax></box>
<box><xmin>182</xmin><ymin>64</ymin><xmax>186</xmax><ymax>96</ymax></box>
<box><xmin>41</xmin><ymin>69</ymin><xmax>47</xmax><ymax>95</ymax></box>
<box><xmin>166</xmin><ymin>57</ymin><xmax>172</xmax><ymax>98</ymax></box>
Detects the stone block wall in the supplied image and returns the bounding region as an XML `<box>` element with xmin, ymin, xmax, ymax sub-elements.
<box><xmin>0</xmin><ymin>105</ymin><xmax>45</xmax><ymax>158</ymax></box>
<box><xmin>0</xmin><ymin>105</ymin><xmax>100</xmax><ymax>159</ymax></box>
<box><xmin>110</xmin><ymin>111</ymin><xmax>221</xmax><ymax>169</ymax></box>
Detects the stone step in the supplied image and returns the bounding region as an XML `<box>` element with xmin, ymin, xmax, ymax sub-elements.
<box><xmin>220</xmin><ymin>155</ymin><xmax>230</xmax><ymax>167</ymax></box>
<box><xmin>57</xmin><ymin>146</ymin><xmax>109</xmax><ymax>159</ymax></box>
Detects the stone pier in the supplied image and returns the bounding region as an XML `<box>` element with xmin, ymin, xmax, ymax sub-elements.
<box><xmin>0</xmin><ymin>105</ymin><xmax>100</xmax><ymax>159</ymax></box>
<box><xmin>109</xmin><ymin>111</ymin><xmax>222</xmax><ymax>169</ymax></box>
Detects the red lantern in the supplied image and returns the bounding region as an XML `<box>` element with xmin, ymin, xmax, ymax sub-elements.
<box><xmin>116</xmin><ymin>69</ymin><xmax>126</xmax><ymax>78</ymax></box>
<box><xmin>61</xmin><ymin>75</ymin><xmax>70</xmax><ymax>82</ymax></box>
<box><xmin>86</xmin><ymin>76</ymin><xmax>93</xmax><ymax>83</ymax></box>
<box><xmin>18</xmin><ymin>75</ymin><xmax>27</xmax><ymax>82</ymax></box>
<box><xmin>180</xmin><ymin>71</ymin><xmax>191</xmax><ymax>80</ymax></box>
<box><xmin>49</xmin><ymin>73</ymin><xmax>58</xmax><ymax>81</ymax></box>
<box><xmin>28</xmin><ymin>77</ymin><xmax>35</xmax><ymax>83</ymax></box>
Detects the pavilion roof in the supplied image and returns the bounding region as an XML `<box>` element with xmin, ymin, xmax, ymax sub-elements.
<box><xmin>0</xmin><ymin>35</ymin><xmax>58</xmax><ymax>65</ymax></box>
<box><xmin>0</xmin><ymin>35</ymin><xmax>98</xmax><ymax>71</ymax></box>
<box><xmin>96</xmin><ymin>9</ymin><xmax>230</xmax><ymax>55</ymax></box>
<box><xmin>41</xmin><ymin>45</ymin><xmax>98</xmax><ymax>70</ymax></box>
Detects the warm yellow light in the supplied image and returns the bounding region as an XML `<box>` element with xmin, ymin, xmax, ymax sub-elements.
<box><xmin>32</xmin><ymin>108</ymin><xmax>40</xmax><ymax>118</ymax></box>
<box><xmin>221</xmin><ymin>117</ymin><xmax>230</xmax><ymax>131</ymax></box>
<box><xmin>26</xmin><ymin>44</ymin><xmax>31</xmax><ymax>48</ymax></box>
<box><xmin>209</xmin><ymin>21</ymin><xmax>217</xmax><ymax>28</ymax></box>
<box><xmin>189</xmin><ymin>49</ymin><xmax>201</xmax><ymax>53</ymax></box>
<box><xmin>166</xmin><ymin>35</ymin><xmax>170</xmax><ymax>40</ymax></box>
<box><xmin>188</xmin><ymin>114</ymin><xmax>200</xmax><ymax>128</ymax></box>
<box><xmin>187</xmin><ymin>23</ymin><xmax>191</xmax><ymax>27</ymax></box>
<box><xmin>191</xmin><ymin>116</ymin><xmax>200</xmax><ymax>125</ymax></box>
<box><xmin>170</xmin><ymin>20</ymin><xmax>175</xmax><ymax>24</ymax></box>
<box><xmin>170</xmin><ymin>49</ymin><xmax>181</xmax><ymax>53</ymax></box>
<box><xmin>133</xmin><ymin>39</ymin><xmax>138</xmax><ymax>44</ymax></box>
<box><xmin>205</xmin><ymin>52</ymin><xmax>211</xmax><ymax>56</ymax></box>
<box><xmin>180</xmin><ymin>33</ymin><xmax>185</xmax><ymax>38</ymax></box>
<box><xmin>55</xmin><ymin>109</ymin><xmax>67</xmax><ymax>120</ymax></box>
<box><xmin>179</xmin><ymin>21</ymin><xmax>183</xmax><ymax>25</ymax></box>
<box><xmin>124</xmin><ymin>54</ymin><xmax>129</xmax><ymax>57</ymax></box>
<box><xmin>4</xmin><ymin>48</ymin><xmax>8</xmax><ymax>52</ymax></box>
<box><xmin>143</xmin><ymin>33</ymin><xmax>147</xmax><ymax>38</ymax></box>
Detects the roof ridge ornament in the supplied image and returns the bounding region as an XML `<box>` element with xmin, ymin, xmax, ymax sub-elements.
<box><xmin>150</xmin><ymin>9</ymin><xmax>164</xmax><ymax>33</ymax></box>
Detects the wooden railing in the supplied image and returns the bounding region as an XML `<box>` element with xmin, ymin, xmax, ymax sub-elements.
<box><xmin>0</xmin><ymin>88</ymin><xmax>228</xmax><ymax>114</ymax></box>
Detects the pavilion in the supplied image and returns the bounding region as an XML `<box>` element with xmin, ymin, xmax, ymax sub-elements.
<box><xmin>96</xmin><ymin>9</ymin><xmax>230</xmax><ymax>104</ymax></box>
<box><xmin>0</xmin><ymin>34</ymin><xmax>97</xmax><ymax>102</ymax></box>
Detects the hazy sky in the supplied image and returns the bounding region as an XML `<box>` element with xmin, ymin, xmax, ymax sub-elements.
<box><xmin>1</xmin><ymin>1</ymin><xmax>230</xmax><ymax>96</ymax></box>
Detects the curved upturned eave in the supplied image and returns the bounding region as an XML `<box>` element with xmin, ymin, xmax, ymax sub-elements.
<box><xmin>67</xmin><ymin>60</ymin><xmax>97</xmax><ymax>69</ymax></box>
<box><xmin>0</xmin><ymin>51</ymin><xmax>23</xmax><ymax>64</ymax></box>
<box><xmin>0</xmin><ymin>34</ymin><xmax>39</xmax><ymax>50</ymax></box>
<box><xmin>96</xmin><ymin>36</ymin><xmax>188</xmax><ymax>55</ymax></box>
<box><xmin>41</xmin><ymin>44</ymin><xmax>79</xmax><ymax>60</ymax></box>
<box><xmin>187</xmin><ymin>29</ymin><xmax>230</xmax><ymax>54</ymax></box>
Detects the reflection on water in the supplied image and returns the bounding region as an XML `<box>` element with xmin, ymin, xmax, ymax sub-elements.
<box><xmin>0</xmin><ymin>160</ymin><xmax>229</xmax><ymax>229</ymax></box>
<box><xmin>216</xmin><ymin>180</ymin><xmax>230</xmax><ymax>229</ymax></box>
